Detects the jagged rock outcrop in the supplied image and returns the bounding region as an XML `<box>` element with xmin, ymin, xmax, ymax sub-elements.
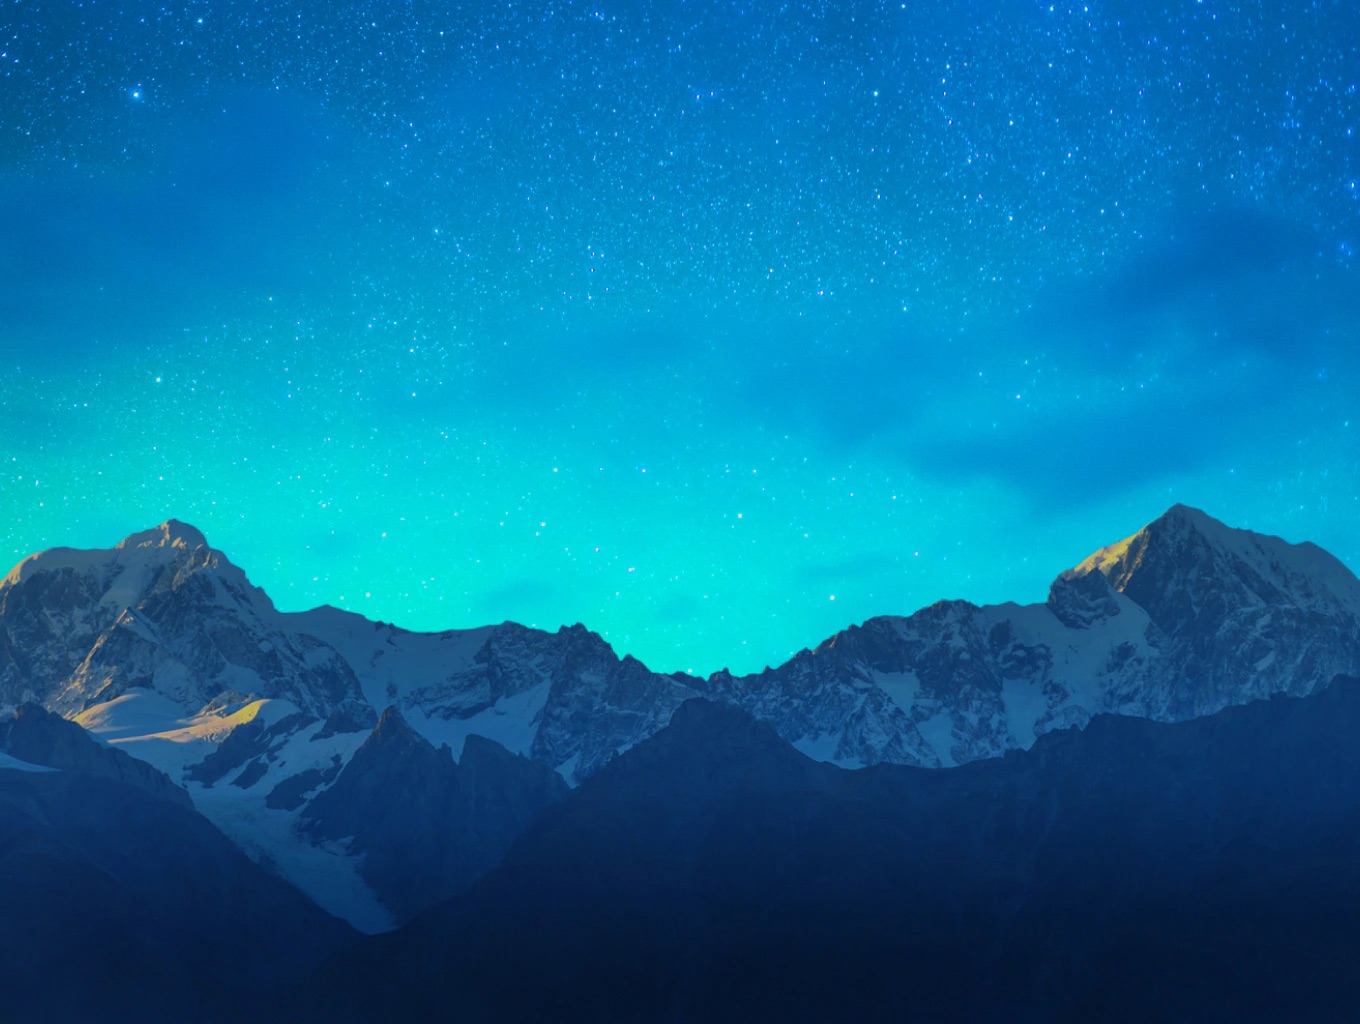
<box><xmin>287</xmin><ymin>610</ymin><xmax>701</xmax><ymax>784</ymax></box>
<box><xmin>302</xmin><ymin>706</ymin><xmax>569</xmax><ymax>923</ymax></box>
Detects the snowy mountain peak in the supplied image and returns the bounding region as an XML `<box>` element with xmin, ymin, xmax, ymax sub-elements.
<box><xmin>1071</xmin><ymin>503</ymin><xmax>1223</xmax><ymax>578</ymax></box>
<box><xmin>0</xmin><ymin>523</ymin><xmax>364</xmax><ymax>719</ymax></box>
<box><xmin>2</xmin><ymin>519</ymin><xmax>229</xmax><ymax>605</ymax></box>
<box><xmin>1070</xmin><ymin>504</ymin><xmax>1360</xmax><ymax>624</ymax></box>
<box><xmin>117</xmin><ymin>519</ymin><xmax>210</xmax><ymax>554</ymax></box>
<box><xmin>1162</xmin><ymin>501</ymin><xmax>1214</xmax><ymax>526</ymax></box>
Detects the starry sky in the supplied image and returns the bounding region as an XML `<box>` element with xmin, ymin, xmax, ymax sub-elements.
<box><xmin>2</xmin><ymin>0</ymin><xmax>1358</xmax><ymax>675</ymax></box>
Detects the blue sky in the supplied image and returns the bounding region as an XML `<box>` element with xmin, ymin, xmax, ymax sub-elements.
<box><xmin>2</xmin><ymin>0</ymin><xmax>1357</xmax><ymax>674</ymax></box>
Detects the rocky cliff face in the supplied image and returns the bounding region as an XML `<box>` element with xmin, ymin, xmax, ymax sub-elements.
<box><xmin>1076</xmin><ymin>503</ymin><xmax>1360</xmax><ymax>718</ymax></box>
<box><xmin>301</xmin><ymin>706</ymin><xmax>568</xmax><ymax>923</ymax></box>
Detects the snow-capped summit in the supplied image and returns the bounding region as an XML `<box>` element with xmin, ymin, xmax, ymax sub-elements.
<box><xmin>118</xmin><ymin>518</ymin><xmax>210</xmax><ymax>553</ymax></box>
<box><xmin>1</xmin><ymin>517</ymin><xmax>268</xmax><ymax>625</ymax></box>
<box><xmin>0</xmin><ymin>522</ymin><xmax>702</xmax><ymax>926</ymax></box>
<box><xmin>1063</xmin><ymin>504</ymin><xmax>1360</xmax><ymax>718</ymax></box>
<box><xmin>6</xmin><ymin>518</ymin><xmax>208</xmax><ymax>590</ymax></box>
<box><xmin>0</xmin><ymin>521</ymin><xmax>359</xmax><ymax>718</ymax></box>
<box><xmin>1074</xmin><ymin>503</ymin><xmax>1360</xmax><ymax>626</ymax></box>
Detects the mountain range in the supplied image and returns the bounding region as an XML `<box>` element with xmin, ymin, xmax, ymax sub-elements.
<box><xmin>298</xmin><ymin>681</ymin><xmax>1360</xmax><ymax>1022</ymax></box>
<box><xmin>3</xmin><ymin>505</ymin><xmax>1360</xmax><ymax>1020</ymax></box>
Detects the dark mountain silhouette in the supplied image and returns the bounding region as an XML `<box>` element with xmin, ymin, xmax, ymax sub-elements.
<box><xmin>301</xmin><ymin>705</ymin><xmax>569</xmax><ymax>922</ymax></box>
<box><xmin>0</xmin><ymin>707</ymin><xmax>356</xmax><ymax>1024</ymax></box>
<box><xmin>298</xmin><ymin>679</ymin><xmax>1360</xmax><ymax>1022</ymax></box>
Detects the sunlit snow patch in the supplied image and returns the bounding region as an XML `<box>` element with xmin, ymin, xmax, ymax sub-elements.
<box><xmin>76</xmin><ymin>688</ymin><xmax>393</xmax><ymax>933</ymax></box>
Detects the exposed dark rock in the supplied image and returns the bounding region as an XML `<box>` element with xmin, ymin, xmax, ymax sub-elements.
<box><xmin>1047</xmin><ymin>565</ymin><xmax>1122</xmax><ymax>628</ymax></box>
<box><xmin>230</xmin><ymin>757</ymin><xmax>269</xmax><ymax>789</ymax></box>
<box><xmin>302</xmin><ymin>706</ymin><xmax>569</xmax><ymax>923</ymax></box>
<box><xmin>186</xmin><ymin>711</ymin><xmax>314</xmax><ymax>788</ymax></box>
<box><xmin>266</xmin><ymin>756</ymin><xmax>344</xmax><ymax>811</ymax></box>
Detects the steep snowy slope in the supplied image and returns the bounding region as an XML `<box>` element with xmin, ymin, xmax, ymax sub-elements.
<box><xmin>1074</xmin><ymin>502</ymin><xmax>1360</xmax><ymax>716</ymax></box>
<box><xmin>0</xmin><ymin>525</ymin><xmax>592</xmax><ymax>929</ymax></box>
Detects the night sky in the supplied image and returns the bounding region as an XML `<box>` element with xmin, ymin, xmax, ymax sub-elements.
<box><xmin>2</xmin><ymin>1</ymin><xmax>1357</xmax><ymax>675</ymax></box>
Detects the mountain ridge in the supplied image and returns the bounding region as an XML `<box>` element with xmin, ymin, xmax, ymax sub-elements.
<box><xmin>4</xmin><ymin>503</ymin><xmax>1359</xmax><ymax>930</ymax></box>
<box><xmin>296</xmin><ymin>675</ymin><xmax>1360</xmax><ymax>1022</ymax></box>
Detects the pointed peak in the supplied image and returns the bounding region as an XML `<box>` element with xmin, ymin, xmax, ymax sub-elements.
<box><xmin>351</xmin><ymin>705</ymin><xmax>446</xmax><ymax>771</ymax></box>
<box><xmin>1159</xmin><ymin>501</ymin><xmax>1207</xmax><ymax>522</ymax></box>
<box><xmin>668</xmin><ymin>697</ymin><xmax>762</xmax><ymax>733</ymax></box>
<box><xmin>1150</xmin><ymin>503</ymin><xmax>1228</xmax><ymax>535</ymax></box>
<box><xmin>369</xmin><ymin>706</ymin><xmax>439</xmax><ymax>751</ymax></box>
<box><xmin>2</xmin><ymin>522</ymin><xmax>200</xmax><ymax>590</ymax></box>
<box><xmin>1068</xmin><ymin>504</ymin><xmax>1360</xmax><ymax>627</ymax></box>
<box><xmin>116</xmin><ymin>520</ymin><xmax>209</xmax><ymax>553</ymax></box>
<box><xmin>557</xmin><ymin>622</ymin><xmax>608</xmax><ymax>645</ymax></box>
<box><xmin>374</xmin><ymin>705</ymin><xmax>413</xmax><ymax>733</ymax></box>
<box><xmin>585</xmin><ymin>698</ymin><xmax>820</xmax><ymax>798</ymax></box>
<box><xmin>162</xmin><ymin>518</ymin><xmax>208</xmax><ymax>546</ymax></box>
<box><xmin>1070</xmin><ymin>504</ymin><xmax>1221</xmax><ymax>582</ymax></box>
<box><xmin>554</xmin><ymin>622</ymin><xmax>625</xmax><ymax>663</ymax></box>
